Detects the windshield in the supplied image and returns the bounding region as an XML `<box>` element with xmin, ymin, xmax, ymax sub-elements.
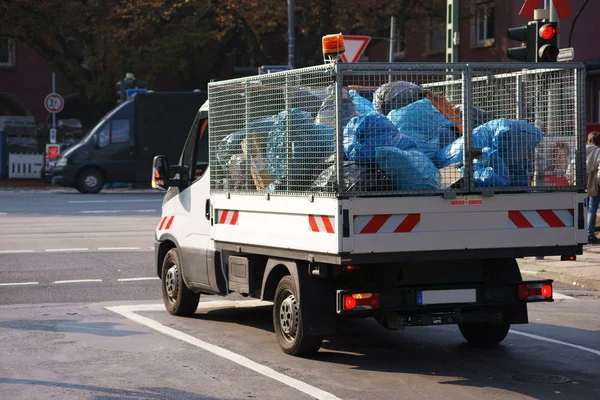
<box><xmin>81</xmin><ymin>100</ymin><xmax>132</xmax><ymax>142</ymax></box>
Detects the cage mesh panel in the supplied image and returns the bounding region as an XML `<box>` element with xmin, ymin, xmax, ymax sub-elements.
<box><xmin>209</xmin><ymin>63</ymin><xmax>582</xmax><ymax>197</ymax></box>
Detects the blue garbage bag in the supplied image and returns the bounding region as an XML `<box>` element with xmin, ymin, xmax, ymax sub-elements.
<box><xmin>473</xmin><ymin>147</ymin><xmax>509</xmax><ymax>187</ymax></box>
<box><xmin>506</xmin><ymin>159</ymin><xmax>531</xmax><ymax>187</ymax></box>
<box><xmin>343</xmin><ymin>112</ymin><xmax>417</xmax><ymax>163</ymax></box>
<box><xmin>372</xmin><ymin>81</ymin><xmax>424</xmax><ymax>115</ymax></box>
<box><xmin>490</xmin><ymin>119</ymin><xmax>544</xmax><ymax>161</ymax></box>
<box><xmin>349</xmin><ymin>89</ymin><xmax>375</xmax><ymax>115</ymax></box>
<box><xmin>388</xmin><ymin>98</ymin><xmax>456</xmax><ymax>161</ymax></box>
<box><xmin>266</xmin><ymin>109</ymin><xmax>335</xmax><ymax>187</ymax></box>
<box><xmin>434</xmin><ymin>122</ymin><xmax>496</xmax><ymax>168</ymax></box>
<box><xmin>215</xmin><ymin>117</ymin><xmax>276</xmax><ymax>168</ymax></box>
<box><xmin>315</xmin><ymin>90</ymin><xmax>358</xmax><ymax>128</ymax></box>
<box><xmin>375</xmin><ymin>146</ymin><xmax>441</xmax><ymax>191</ymax></box>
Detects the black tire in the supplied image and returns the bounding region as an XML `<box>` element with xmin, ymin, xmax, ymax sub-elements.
<box><xmin>161</xmin><ymin>248</ymin><xmax>200</xmax><ymax>316</ymax></box>
<box><xmin>458</xmin><ymin>322</ymin><xmax>511</xmax><ymax>346</ymax></box>
<box><xmin>76</xmin><ymin>168</ymin><xmax>105</xmax><ymax>194</ymax></box>
<box><xmin>273</xmin><ymin>276</ymin><xmax>323</xmax><ymax>356</ymax></box>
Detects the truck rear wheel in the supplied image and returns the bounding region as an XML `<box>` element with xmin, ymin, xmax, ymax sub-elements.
<box><xmin>273</xmin><ymin>276</ymin><xmax>323</xmax><ymax>356</ymax></box>
<box><xmin>161</xmin><ymin>248</ymin><xmax>200</xmax><ymax>316</ymax></box>
<box><xmin>458</xmin><ymin>322</ymin><xmax>511</xmax><ymax>346</ymax></box>
<box><xmin>76</xmin><ymin>168</ymin><xmax>105</xmax><ymax>194</ymax></box>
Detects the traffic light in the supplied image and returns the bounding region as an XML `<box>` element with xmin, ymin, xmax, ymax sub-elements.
<box><xmin>507</xmin><ymin>19</ymin><xmax>560</xmax><ymax>63</ymax></box>
<box><xmin>536</xmin><ymin>21</ymin><xmax>559</xmax><ymax>62</ymax></box>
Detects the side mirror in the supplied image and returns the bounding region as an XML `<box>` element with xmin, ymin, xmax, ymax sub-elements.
<box><xmin>152</xmin><ymin>155</ymin><xmax>169</xmax><ymax>190</ymax></box>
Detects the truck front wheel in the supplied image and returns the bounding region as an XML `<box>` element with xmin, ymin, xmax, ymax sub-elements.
<box><xmin>161</xmin><ymin>248</ymin><xmax>200</xmax><ymax>316</ymax></box>
<box><xmin>458</xmin><ymin>322</ymin><xmax>511</xmax><ymax>346</ymax></box>
<box><xmin>76</xmin><ymin>168</ymin><xmax>105</xmax><ymax>194</ymax></box>
<box><xmin>273</xmin><ymin>276</ymin><xmax>323</xmax><ymax>356</ymax></box>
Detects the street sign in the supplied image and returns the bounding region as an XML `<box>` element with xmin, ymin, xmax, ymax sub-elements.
<box><xmin>45</xmin><ymin>143</ymin><xmax>61</xmax><ymax>169</ymax></box>
<box><xmin>44</xmin><ymin>93</ymin><xmax>64</xmax><ymax>114</ymax></box>
<box><xmin>49</xmin><ymin>128</ymin><xmax>57</xmax><ymax>144</ymax></box>
<box><xmin>340</xmin><ymin>35</ymin><xmax>371</xmax><ymax>63</ymax></box>
<box><xmin>557</xmin><ymin>47</ymin><xmax>575</xmax><ymax>62</ymax></box>
<box><xmin>519</xmin><ymin>0</ymin><xmax>572</xmax><ymax>19</ymax></box>
<box><xmin>126</xmin><ymin>89</ymin><xmax>147</xmax><ymax>99</ymax></box>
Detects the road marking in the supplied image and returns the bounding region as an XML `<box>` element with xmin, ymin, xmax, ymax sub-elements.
<box><xmin>117</xmin><ymin>277</ymin><xmax>159</xmax><ymax>282</ymax></box>
<box><xmin>511</xmin><ymin>330</ymin><xmax>600</xmax><ymax>357</ymax></box>
<box><xmin>98</xmin><ymin>247</ymin><xmax>142</xmax><ymax>251</ymax></box>
<box><xmin>107</xmin><ymin>301</ymin><xmax>340</xmax><ymax>400</ymax></box>
<box><xmin>0</xmin><ymin>250</ymin><xmax>35</xmax><ymax>254</ymax></box>
<box><xmin>45</xmin><ymin>248</ymin><xmax>89</xmax><ymax>252</ymax></box>
<box><xmin>0</xmin><ymin>282</ymin><xmax>39</xmax><ymax>286</ymax></box>
<box><xmin>80</xmin><ymin>209</ymin><xmax>157</xmax><ymax>214</ymax></box>
<box><xmin>54</xmin><ymin>279</ymin><xmax>103</xmax><ymax>284</ymax></box>
<box><xmin>553</xmin><ymin>292</ymin><xmax>576</xmax><ymax>300</ymax></box>
<box><xmin>0</xmin><ymin>212</ymin><xmax>7</xmax><ymax>215</ymax></box>
<box><xmin>69</xmin><ymin>200</ymin><xmax>161</xmax><ymax>203</ymax></box>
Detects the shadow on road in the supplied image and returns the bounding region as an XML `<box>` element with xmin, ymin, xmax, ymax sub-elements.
<box><xmin>189</xmin><ymin>305</ymin><xmax>599</xmax><ymax>399</ymax></box>
<box><xmin>0</xmin><ymin>378</ymin><xmax>218</xmax><ymax>400</ymax></box>
<box><xmin>0</xmin><ymin>319</ymin><xmax>148</xmax><ymax>337</ymax></box>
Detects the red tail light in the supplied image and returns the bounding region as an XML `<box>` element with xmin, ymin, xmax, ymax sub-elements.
<box><xmin>518</xmin><ymin>283</ymin><xmax>553</xmax><ymax>301</ymax></box>
<box><xmin>343</xmin><ymin>293</ymin><xmax>380</xmax><ymax>311</ymax></box>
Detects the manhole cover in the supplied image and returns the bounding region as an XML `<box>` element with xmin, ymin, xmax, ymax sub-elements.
<box><xmin>512</xmin><ymin>373</ymin><xmax>570</xmax><ymax>384</ymax></box>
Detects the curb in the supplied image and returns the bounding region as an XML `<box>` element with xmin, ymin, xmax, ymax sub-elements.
<box><xmin>521</xmin><ymin>269</ymin><xmax>600</xmax><ymax>291</ymax></box>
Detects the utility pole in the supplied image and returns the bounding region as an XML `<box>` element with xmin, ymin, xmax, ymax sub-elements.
<box><xmin>389</xmin><ymin>16</ymin><xmax>396</xmax><ymax>63</ymax></box>
<box><xmin>446</xmin><ymin>0</ymin><xmax>460</xmax><ymax>63</ymax></box>
<box><xmin>288</xmin><ymin>0</ymin><xmax>295</xmax><ymax>69</ymax></box>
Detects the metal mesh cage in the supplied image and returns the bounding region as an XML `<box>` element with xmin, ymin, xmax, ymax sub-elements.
<box><xmin>209</xmin><ymin>63</ymin><xmax>584</xmax><ymax>197</ymax></box>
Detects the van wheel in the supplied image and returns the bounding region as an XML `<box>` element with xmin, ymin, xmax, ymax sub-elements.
<box><xmin>273</xmin><ymin>276</ymin><xmax>323</xmax><ymax>356</ymax></box>
<box><xmin>76</xmin><ymin>168</ymin><xmax>105</xmax><ymax>194</ymax></box>
<box><xmin>458</xmin><ymin>322</ymin><xmax>511</xmax><ymax>346</ymax></box>
<box><xmin>161</xmin><ymin>248</ymin><xmax>200</xmax><ymax>316</ymax></box>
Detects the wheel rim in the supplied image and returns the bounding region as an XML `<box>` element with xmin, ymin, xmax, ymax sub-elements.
<box><xmin>278</xmin><ymin>290</ymin><xmax>298</xmax><ymax>342</ymax></box>
<box><xmin>84</xmin><ymin>174</ymin><xmax>98</xmax><ymax>189</ymax></box>
<box><xmin>165</xmin><ymin>264</ymin><xmax>179</xmax><ymax>303</ymax></box>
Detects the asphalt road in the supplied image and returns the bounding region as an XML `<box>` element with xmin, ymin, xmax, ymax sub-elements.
<box><xmin>0</xmin><ymin>190</ymin><xmax>599</xmax><ymax>399</ymax></box>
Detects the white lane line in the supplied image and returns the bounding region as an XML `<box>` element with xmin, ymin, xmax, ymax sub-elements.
<box><xmin>69</xmin><ymin>200</ymin><xmax>161</xmax><ymax>203</ymax></box>
<box><xmin>80</xmin><ymin>209</ymin><xmax>157</xmax><ymax>214</ymax></box>
<box><xmin>510</xmin><ymin>330</ymin><xmax>600</xmax><ymax>357</ymax></box>
<box><xmin>117</xmin><ymin>277</ymin><xmax>159</xmax><ymax>282</ymax></box>
<box><xmin>54</xmin><ymin>279</ymin><xmax>103</xmax><ymax>284</ymax></box>
<box><xmin>553</xmin><ymin>292</ymin><xmax>576</xmax><ymax>300</ymax></box>
<box><xmin>107</xmin><ymin>301</ymin><xmax>340</xmax><ymax>400</ymax></box>
<box><xmin>0</xmin><ymin>212</ymin><xmax>7</xmax><ymax>215</ymax></box>
<box><xmin>0</xmin><ymin>250</ymin><xmax>35</xmax><ymax>254</ymax></box>
<box><xmin>45</xmin><ymin>248</ymin><xmax>89</xmax><ymax>252</ymax></box>
<box><xmin>98</xmin><ymin>247</ymin><xmax>142</xmax><ymax>251</ymax></box>
<box><xmin>0</xmin><ymin>282</ymin><xmax>39</xmax><ymax>287</ymax></box>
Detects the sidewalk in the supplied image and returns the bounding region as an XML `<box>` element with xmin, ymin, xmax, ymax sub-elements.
<box><xmin>518</xmin><ymin>245</ymin><xmax>600</xmax><ymax>291</ymax></box>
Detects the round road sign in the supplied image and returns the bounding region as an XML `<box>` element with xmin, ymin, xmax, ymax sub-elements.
<box><xmin>44</xmin><ymin>93</ymin><xmax>64</xmax><ymax>114</ymax></box>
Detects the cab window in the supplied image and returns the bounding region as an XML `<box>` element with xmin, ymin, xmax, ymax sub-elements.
<box><xmin>181</xmin><ymin>117</ymin><xmax>209</xmax><ymax>184</ymax></box>
<box><xmin>111</xmin><ymin>119</ymin><xmax>130</xmax><ymax>143</ymax></box>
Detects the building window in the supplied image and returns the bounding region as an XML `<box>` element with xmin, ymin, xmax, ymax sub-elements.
<box><xmin>428</xmin><ymin>19</ymin><xmax>446</xmax><ymax>55</ymax></box>
<box><xmin>0</xmin><ymin>38</ymin><xmax>16</xmax><ymax>68</ymax></box>
<box><xmin>475</xmin><ymin>3</ymin><xmax>495</xmax><ymax>46</ymax></box>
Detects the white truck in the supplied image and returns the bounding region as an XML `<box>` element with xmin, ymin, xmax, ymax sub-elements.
<box><xmin>151</xmin><ymin>62</ymin><xmax>587</xmax><ymax>356</ymax></box>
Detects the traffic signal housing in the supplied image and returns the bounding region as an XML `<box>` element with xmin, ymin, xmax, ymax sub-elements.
<box><xmin>116</xmin><ymin>75</ymin><xmax>148</xmax><ymax>104</ymax></box>
<box><xmin>507</xmin><ymin>19</ymin><xmax>560</xmax><ymax>62</ymax></box>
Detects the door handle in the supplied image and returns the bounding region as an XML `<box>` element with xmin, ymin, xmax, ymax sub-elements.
<box><xmin>205</xmin><ymin>199</ymin><xmax>211</xmax><ymax>221</ymax></box>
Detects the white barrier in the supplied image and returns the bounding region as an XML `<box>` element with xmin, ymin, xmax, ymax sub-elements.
<box><xmin>8</xmin><ymin>153</ymin><xmax>44</xmax><ymax>179</ymax></box>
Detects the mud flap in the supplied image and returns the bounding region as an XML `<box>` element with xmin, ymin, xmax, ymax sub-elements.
<box><xmin>297</xmin><ymin>266</ymin><xmax>337</xmax><ymax>336</ymax></box>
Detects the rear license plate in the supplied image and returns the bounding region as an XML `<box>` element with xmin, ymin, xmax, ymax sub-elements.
<box><xmin>417</xmin><ymin>289</ymin><xmax>476</xmax><ymax>305</ymax></box>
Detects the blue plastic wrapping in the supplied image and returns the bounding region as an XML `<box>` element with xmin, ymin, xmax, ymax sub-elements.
<box><xmin>266</xmin><ymin>109</ymin><xmax>335</xmax><ymax>187</ymax></box>
<box><xmin>490</xmin><ymin>119</ymin><xmax>544</xmax><ymax>160</ymax></box>
<box><xmin>473</xmin><ymin>147</ymin><xmax>509</xmax><ymax>187</ymax></box>
<box><xmin>309</xmin><ymin>161</ymin><xmax>393</xmax><ymax>193</ymax></box>
<box><xmin>372</xmin><ymin>81</ymin><xmax>424</xmax><ymax>115</ymax></box>
<box><xmin>343</xmin><ymin>112</ymin><xmax>417</xmax><ymax>163</ymax></box>
<box><xmin>507</xmin><ymin>159</ymin><xmax>531</xmax><ymax>187</ymax></box>
<box><xmin>388</xmin><ymin>98</ymin><xmax>456</xmax><ymax>161</ymax></box>
<box><xmin>349</xmin><ymin>89</ymin><xmax>375</xmax><ymax>115</ymax></box>
<box><xmin>315</xmin><ymin>90</ymin><xmax>358</xmax><ymax>128</ymax></box>
<box><xmin>215</xmin><ymin>117</ymin><xmax>277</xmax><ymax>168</ymax></box>
<box><xmin>375</xmin><ymin>146</ymin><xmax>441</xmax><ymax>191</ymax></box>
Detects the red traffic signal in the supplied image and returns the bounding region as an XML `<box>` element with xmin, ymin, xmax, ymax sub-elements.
<box><xmin>539</xmin><ymin>24</ymin><xmax>559</xmax><ymax>40</ymax></box>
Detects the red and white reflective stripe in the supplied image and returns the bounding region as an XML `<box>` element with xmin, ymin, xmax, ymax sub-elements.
<box><xmin>353</xmin><ymin>214</ymin><xmax>421</xmax><ymax>234</ymax></box>
<box><xmin>508</xmin><ymin>209</ymin><xmax>574</xmax><ymax>229</ymax></box>
<box><xmin>309</xmin><ymin>215</ymin><xmax>335</xmax><ymax>234</ymax></box>
<box><xmin>157</xmin><ymin>215</ymin><xmax>175</xmax><ymax>231</ymax></box>
<box><xmin>217</xmin><ymin>210</ymin><xmax>239</xmax><ymax>225</ymax></box>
